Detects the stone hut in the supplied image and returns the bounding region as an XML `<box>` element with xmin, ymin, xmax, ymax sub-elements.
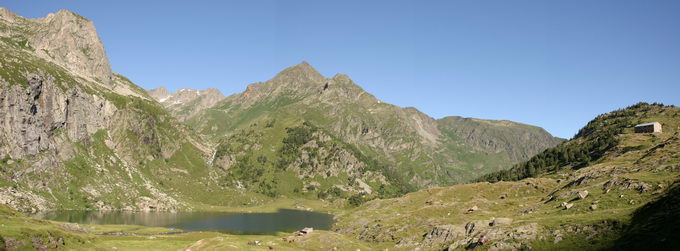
<box><xmin>634</xmin><ymin>122</ymin><xmax>662</xmax><ymax>133</ymax></box>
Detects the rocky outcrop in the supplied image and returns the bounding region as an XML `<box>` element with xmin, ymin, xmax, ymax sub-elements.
<box><xmin>0</xmin><ymin>75</ymin><xmax>115</xmax><ymax>159</ymax></box>
<box><xmin>0</xmin><ymin>8</ymin><xmax>112</xmax><ymax>83</ymax></box>
<box><xmin>211</xmin><ymin>122</ymin><xmax>393</xmax><ymax>199</ymax></box>
<box><xmin>0</xmin><ymin>186</ymin><xmax>52</xmax><ymax>212</ymax></box>
<box><xmin>417</xmin><ymin>219</ymin><xmax>542</xmax><ymax>250</ymax></box>
<box><xmin>420</xmin><ymin>224</ymin><xmax>464</xmax><ymax>248</ymax></box>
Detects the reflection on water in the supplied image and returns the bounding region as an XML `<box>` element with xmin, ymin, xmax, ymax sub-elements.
<box><xmin>30</xmin><ymin>209</ymin><xmax>334</xmax><ymax>234</ymax></box>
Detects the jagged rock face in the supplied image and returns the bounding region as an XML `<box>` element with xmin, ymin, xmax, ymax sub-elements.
<box><xmin>146</xmin><ymin>87</ymin><xmax>224</xmax><ymax>121</ymax></box>
<box><xmin>187</xmin><ymin>62</ymin><xmax>562</xmax><ymax>187</ymax></box>
<box><xmin>0</xmin><ymin>61</ymin><xmax>190</xmax><ymax>211</ymax></box>
<box><xmin>0</xmin><ymin>8</ymin><xmax>112</xmax><ymax>83</ymax></box>
<box><xmin>0</xmin><ymin>76</ymin><xmax>115</xmax><ymax>159</ymax></box>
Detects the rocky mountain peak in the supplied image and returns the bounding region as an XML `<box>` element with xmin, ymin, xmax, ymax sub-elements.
<box><xmin>147</xmin><ymin>86</ymin><xmax>170</xmax><ymax>100</ymax></box>
<box><xmin>0</xmin><ymin>8</ymin><xmax>114</xmax><ymax>84</ymax></box>
<box><xmin>332</xmin><ymin>73</ymin><xmax>351</xmax><ymax>81</ymax></box>
<box><xmin>47</xmin><ymin>9</ymin><xmax>88</xmax><ymax>21</ymax></box>
<box><xmin>272</xmin><ymin>61</ymin><xmax>325</xmax><ymax>84</ymax></box>
<box><xmin>146</xmin><ymin>87</ymin><xmax>225</xmax><ymax>121</ymax></box>
<box><xmin>0</xmin><ymin>7</ymin><xmax>21</xmax><ymax>23</ymax></box>
<box><xmin>35</xmin><ymin>9</ymin><xmax>112</xmax><ymax>83</ymax></box>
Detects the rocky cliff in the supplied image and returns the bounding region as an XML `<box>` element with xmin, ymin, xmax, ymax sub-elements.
<box><xmin>0</xmin><ymin>8</ymin><xmax>260</xmax><ymax>212</ymax></box>
<box><xmin>0</xmin><ymin>8</ymin><xmax>111</xmax><ymax>84</ymax></box>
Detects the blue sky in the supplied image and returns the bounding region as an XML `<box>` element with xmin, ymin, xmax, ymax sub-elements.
<box><xmin>3</xmin><ymin>0</ymin><xmax>679</xmax><ymax>138</ymax></box>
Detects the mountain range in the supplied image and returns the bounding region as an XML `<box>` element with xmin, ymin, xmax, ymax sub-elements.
<box><xmin>0</xmin><ymin>7</ymin><xmax>563</xmax><ymax>211</ymax></box>
<box><xmin>1</xmin><ymin>8</ymin><xmax>678</xmax><ymax>251</ymax></box>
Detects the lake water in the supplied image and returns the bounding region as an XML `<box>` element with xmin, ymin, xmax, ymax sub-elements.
<box><xmin>30</xmin><ymin>209</ymin><xmax>334</xmax><ymax>234</ymax></box>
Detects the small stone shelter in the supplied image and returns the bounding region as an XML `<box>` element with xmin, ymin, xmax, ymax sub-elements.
<box><xmin>634</xmin><ymin>122</ymin><xmax>662</xmax><ymax>133</ymax></box>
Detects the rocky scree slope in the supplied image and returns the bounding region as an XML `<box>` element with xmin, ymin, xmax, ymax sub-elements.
<box><xmin>332</xmin><ymin>103</ymin><xmax>680</xmax><ymax>250</ymax></box>
<box><xmin>147</xmin><ymin>86</ymin><xmax>224</xmax><ymax>121</ymax></box>
<box><xmin>185</xmin><ymin>62</ymin><xmax>562</xmax><ymax>190</ymax></box>
<box><xmin>0</xmin><ymin>9</ymin><xmax>263</xmax><ymax>212</ymax></box>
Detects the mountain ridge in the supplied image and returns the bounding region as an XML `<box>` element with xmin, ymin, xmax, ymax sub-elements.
<box><xmin>184</xmin><ymin>61</ymin><xmax>563</xmax><ymax>188</ymax></box>
<box><xmin>146</xmin><ymin>86</ymin><xmax>224</xmax><ymax>121</ymax></box>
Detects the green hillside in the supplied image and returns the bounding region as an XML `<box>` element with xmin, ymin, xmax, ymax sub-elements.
<box><xmin>476</xmin><ymin>102</ymin><xmax>679</xmax><ymax>182</ymax></box>
<box><xmin>185</xmin><ymin>62</ymin><xmax>562</xmax><ymax>192</ymax></box>
<box><xmin>330</xmin><ymin>102</ymin><xmax>680</xmax><ymax>250</ymax></box>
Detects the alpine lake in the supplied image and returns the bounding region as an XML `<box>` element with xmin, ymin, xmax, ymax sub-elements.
<box><xmin>30</xmin><ymin>209</ymin><xmax>334</xmax><ymax>235</ymax></box>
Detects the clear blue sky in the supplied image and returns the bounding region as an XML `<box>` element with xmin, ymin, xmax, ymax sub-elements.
<box><xmin>3</xmin><ymin>0</ymin><xmax>679</xmax><ymax>138</ymax></box>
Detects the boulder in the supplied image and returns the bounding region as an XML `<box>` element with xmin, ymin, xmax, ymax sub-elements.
<box><xmin>578</xmin><ymin>190</ymin><xmax>589</xmax><ymax>199</ymax></box>
<box><xmin>564</xmin><ymin>203</ymin><xmax>574</xmax><ymax>209</ymax></box>
<box><xmin>467</xmin><ymin>205</ymin><xmax>478</xmax><ymax>213</ymax></box>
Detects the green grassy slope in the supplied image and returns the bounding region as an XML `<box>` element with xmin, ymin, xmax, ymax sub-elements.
<box><xmin>476</xmin><ymin>102</ymin><xmax>679</xmax><ymax>182</ymax></box>
<box><xmin>329</xmin><ymin>103</ymin><xmax>680</xmax><ymax>250</ymax></box>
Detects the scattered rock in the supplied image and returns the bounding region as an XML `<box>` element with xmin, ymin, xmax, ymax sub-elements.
<box><xmin>590</xmin><ymin>204</ymin><xmax>598</xmax><ymax>210</ymax></box>
<box><xmin>603</xmin><ymin>177</ymin><xmax>653</xmax><ymax>194</ymax></box>
<box><xmin>637</xmin><ymin>183</ymin><xmax>652</xmax><ymax>193</ymax></box>
<box><xmin>565</xmin><ymin>176</ymin><xmax>591</xmax><ymax>188</ymax></box>
<box><xmin>421</xmin><ymin>224</ymin><xmax>464</xmax><ymax>248</ymax></box>
<box><xmin>552</xmin><ymin>230</ymin><xmax>563</xmax><ymax>243</ymax></box>
<box><xmin>2</xmin><ymin>237</ymin><xmax>24</xmax><ymax>249</ymax></box>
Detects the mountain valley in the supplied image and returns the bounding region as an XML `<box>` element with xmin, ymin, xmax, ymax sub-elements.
<box><xmin>0</xmin><ymin>7</ymin><xmax>678</xmax><ymax>251</ymax></box>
